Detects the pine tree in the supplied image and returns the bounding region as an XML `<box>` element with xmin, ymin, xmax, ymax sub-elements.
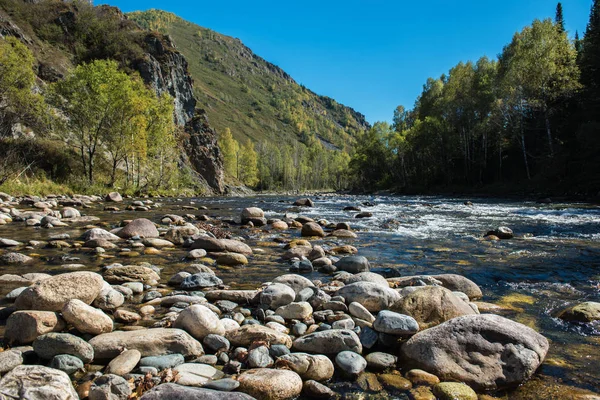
<box><xmin>581</xmin><ymin>0</ymin><xmax>600</xmax><ymax>120</ymax></box>
<box><xmin>575</xmin><ymin>30</ymin><xmax>583</xmax><ymax>54</ymax></box>
<box><xmin>555</xmin><ymin>2</ymin><xmax>565</xmax><ymax>33</ymax></box>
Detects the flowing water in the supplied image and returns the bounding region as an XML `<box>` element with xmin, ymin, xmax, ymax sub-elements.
<box><xmin>1</xmin><ymin>194</ymin><xmax>600</xmax><ymax>398</ymax></box>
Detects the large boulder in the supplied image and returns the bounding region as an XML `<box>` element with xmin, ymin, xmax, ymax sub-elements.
<box><xmin>391</xmin><ymin>286</ymin><xmax>476</xmax><ymax>330</ymax></box>
<box><xmin>105</xmin><ymin>192</ymin><xmax>123</xmax><ymax>202</ymax></box>
<box><xmin>238</xmin><ymin>369</ymin><xmax>302</xmax><ymax>400</ymax></box>
<box><xmin>335</xmin><ymin>256</ymin><xmax>370</xmax><ymax>273</ymax></box>
<box><xmin>292</xmin><ymin>329</ymin><xmax>362</xmax><ymax>355</ymax></box>
<box><xmin>337</xmin><ymin>282</ymin><xmax>401</xmax><ymax>313</ymax></box>
<box><xmin>89</xmin><ymin>328</ymin><xmax>204</xmax><ymax>359</ymax></box>
<box><xmin>15</xmin><ymin>272</ymin><xmax>104</xmax><ymax>311</ymax></box>
<box><xmin>0</xmin><ymin>365</ymin><xmax>78</xmax><ymax>399</ymax></box>
<box><xmin>140</xmin><ymin>383</ymin><xmax>255</xmax><ymax>399</ymax></box>
<box><xmin>275</xmin><ymin>353</ymin><xmax>334</xmax><ymax>381</ymax></box>
<box><xmin>5</xmin><ymin>311</ymin><xmax>66</xmax><ymax>344</ymax></box>
<box><xmin>225</xmin><ymin>324</ymin><xmax>292</xmax><ymax>348</ymax></box>
<box><xmin>62</xmin><ymin>299</ymin><xmax>113</xmax><ymax>335</ymax></box>
<box><xmin>103</xmin><ymin>265</ymin><xmax>160</xmax><ymax>284</ymax></box>
<box><xmin>294</xmin><ymin>198</ymin><xmax>314</xmax><ymax>207</ymax></box>
<box><xmin>241</xmin><ymin>207</ymin><xmax>266</xmax><ymax>226</ymax></box>
<box><xmin>191</xmin><ymin>237</ymin><xmax>252</xmax><ymax>255</ymax></box>
<box><xmin>117</xmin><ymin>218</ymin><xmax>159</xmax><ymax>239</ymax></box>
<box><xmin>401</xmin><ymin>314</ymin><xmax>549</xmax><ymax>390</ymax></box>
<box><xmin>174</xmin><ymin>304</ymin><xmax>226</xmax><ymax>340</ymax></box>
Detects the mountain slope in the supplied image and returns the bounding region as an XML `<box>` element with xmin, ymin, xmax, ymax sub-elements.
<box><xmin>127</xmin><ymin>10</ymin><xmax>369</xmax><ymax>151</ymax></box>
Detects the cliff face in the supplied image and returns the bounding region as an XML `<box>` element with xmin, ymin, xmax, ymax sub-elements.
<box><xmin>135</xmin><ymin>33</ymin><xmax>224</xmax><ymax>193</ymax></box>
<box><xmin>0</xmin><ymin>1</ymin><xmax>225</xmax><ymax>193</ymax></box>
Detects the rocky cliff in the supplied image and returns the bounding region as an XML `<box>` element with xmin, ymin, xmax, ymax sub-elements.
<box><xmin>135</xmin><ymin>32</ymin><xmax>224</xmax><ymax>192</ymax></box>
<box><xmin>0</xmin><ymin>1</ymin><xmax>224</xmax><ymax>193</ymax></box>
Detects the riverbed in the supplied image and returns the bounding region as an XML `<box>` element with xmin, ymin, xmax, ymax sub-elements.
<box><xmin>1</xmin><ymin>194</ymin><xmax>599</xmax><ymax>399</ymax></box>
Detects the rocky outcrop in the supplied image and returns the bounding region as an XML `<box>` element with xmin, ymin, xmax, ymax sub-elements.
<box><xmin>135</xmin><ymin>34</ymin><xmax>224</xmax><ymax>193</ymax></box>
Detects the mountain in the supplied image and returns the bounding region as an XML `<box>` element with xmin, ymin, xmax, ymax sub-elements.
<box><xmin>127</xmin><ymin>10</ymin><xmax>369</xmax><ymax>151</ymax></box>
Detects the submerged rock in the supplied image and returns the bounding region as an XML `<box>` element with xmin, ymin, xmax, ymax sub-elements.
<box><xmin>558</xmin><ymin>301</ymin><xmax>600</xmax><ymax>322</ymax></box>
<box><xmin>140</xmin><ymin>383</ymin><xmax>255</xmax><ymax>399</ymax></box>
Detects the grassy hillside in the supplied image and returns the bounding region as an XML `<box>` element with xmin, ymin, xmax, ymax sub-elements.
<box><xmin>127</xmin><ymin>10</ymin><xmax>369</xmax><ymax>151</ymax></box>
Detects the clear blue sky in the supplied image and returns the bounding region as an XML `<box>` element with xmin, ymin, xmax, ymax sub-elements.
<box><xmin>101</xmin><ymin>0</ymin><xmax>592</xmax><ymax>124</ymax></box>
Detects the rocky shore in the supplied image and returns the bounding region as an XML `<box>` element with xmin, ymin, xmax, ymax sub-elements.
<box><xmin>0</xmin><ymin>191</ymin><xmax>597</xmax><ymax>400</ymax></box>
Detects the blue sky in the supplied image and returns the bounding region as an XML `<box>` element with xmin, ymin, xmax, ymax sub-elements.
<box><xmin>101</xmin><ymin>0</ymin><xmax>592</xmax><ymax>124</ymax></box>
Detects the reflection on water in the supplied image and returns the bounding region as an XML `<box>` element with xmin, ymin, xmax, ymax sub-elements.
<box><xmin>1</xmin><ymin>194</ymin><xmax>600</xmax><ymax>397</ymax></box>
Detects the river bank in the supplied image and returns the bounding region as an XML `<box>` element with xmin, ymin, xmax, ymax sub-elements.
<box><xmin>0</xmin><ymin>192</ymin><xmax>599</xmax><ymax>399</ymax></box>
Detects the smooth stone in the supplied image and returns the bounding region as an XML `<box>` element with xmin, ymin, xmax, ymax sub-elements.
<box><xmin>335</xmin><ymin>351</ymin><xmax>367</xmax><ymax>376</ymax></box>
<box><xmin>180</xmin><ymin>273</ymin><xmax>223</xmax><ymax>289</ymax></box>
<box><xmin>247</xmin><ymin>346</ymin><xmax>274</xmax><ymax>368</ymax></box>
<box><xmin>0</xmin><ymin>365</ymin><xmax>79</xmax><ymax>399</ymax></box>
<box><xmin>15</xmin><ymin>271</ymin><xmax>104</xmax><ymax>311</ymax></box>
<box><xmin>334</xmin><ymin>256</ymin><xmax>370</xmax><ymax>273</ymax></box>
<box><xmin>365</xmin><ymin>352</ymin><xmax>397</xmax><ymax>370</ymax></box>
<box><xmin>117</xmin><ymin>218</ymin><xmax>159</xmax><ymax>239</ymax></box>
<box><xmin>293</xmin><ymin>329</ymin><xmax>362</xmax><ymax>354</ymax></box>
<box><xmin>81</xmin><ymin>228</ymin><xmax>120</xmax><ymax>242</ymax></box>
<box><xmin>174</xmin><ymin>363</ymin><xmax>224</xmax><ymax>387</ymax></box>
<box><xmin>5</xmin><ymin>310</ymin><xmax>66</xmax><ymax>344</ymax></box>
<box><xmin>269</xmin><ymin>344</ymin><xmax>291</xmax><ymax>358</ymax></box>
<box><xmin>140</xmin><ymin>354</ymin><xmax>185</xmax><ymax>370</ymax></box>
<box><xmin>103</xmin><ymin>265</ymin><xmax>160</xmax><ymax>284</ymax></box>
<box><xmin>106</xmin><ymin>349</ymin><xmax>142</xmax><ymax>376</ymax></box>
<box><xmin>359</xmin><ymin>326</ymin><xmax>378</xmax><ymax>349</ymax></box>
<box><xmin>275</xmin><ymin>353</ymin><xmax>334</xmax><ymax>381</ymax></box>
<box><xmin>340</xmin><ymin>271</ymin><xmax>388</xmax><ymax>287</ymax></box>
<box><xmin>0</xmin><ymin>252</ymin><xmax>33</xmax><ymax>265</ymax></box>
<box><xmin>559</xmin><ymin>301</ymin><xmax>600</xmax><ymax>322</ymax></box>
<box><xmin>276</xmin><ymin>302</ymin><xmax>313</xmax><ymax>320</ymax></box>
<box><xmin>260</xmin><ymin>283</ymin><xmax>296</xmax><ymax>309</ymax></box>
<box><xmin>49</xmin><ymin>354</ymin><xmax>84</xmax><ymax>375</ymax></box>
<box><xmin>225</xmin><ymin>324</ymin><xmax>292</xmax><ymax>348</ymax></box>
<box><xmin>187</xmin><ymin>249</ymin><xmax>208</xmax><ymax>259</ymax></box>
<box><xmin>216</xmin><ymin>253</ymin><xmax>248</xmax><ymax>266</ymax></box>
<box><xmin>433</xmin><ymin>382</ymin><xmax>478</xmax><ymax>400</ymax></box>
<box><xmin>62</xmin><ymin>299</ymin><xmax>113</xmax><ymax>335</ymax></box>
<box><xmin>113</xmin><ymin>309</ymin><xmax>141</xmax><ymax>323</ymax></box>
<box><xmin>302</xmin><ymin>380</ymin><xmax>337</xmax><ymax>398</ymax></box>
<box><xmin>432</xmin><ymin>274</ymin><xmax>483</xmax><ymax>300</ymax></box>
<box><xmin>349</xmin><ymin>302</ymin><xmax>376</xmax><ymax>323</ymax></box>
<box><xmin>93</xmin><ymin>288</ymin><xmax>125</xmax><ymax>311</ymax></box>
<box><xmin>272</xmin><ymin>274</ymin><xmax>315</xmax><ymax>294</ymax></box>
<box><xmin>174</xmin><ymin>304</ymin><xmax>226</xmax><ymax>340</ymax></box>
<box><xmin>373</xmin><ymin>310</ymin><xmax>419</xmax><ymax>335</ymax></box>
<box><xmin>203</xmin><ymin>334</ymin><xmax>230</xmax><ymax>352</ymax></box>
<box><xmin>202</xmin><ymin>378</ymin><xmax>240</xmax><ymax>391</ymax></box>
<box><xmin>0</xmin><ymin>350</ymin><xmax>23</xmax><ymax>374</ymax></box>
<box><xmin>33</xmin><ymin>333</ymin><xmax>93</xmax><ymax>363</ymax></box>
<box><xmin>143</xmin><ymin>238</ymin><xmax>175</xmax><ymax>248</ymax></box>
<box><xmin>406</xmin><ymin>369</ymin><xmax>440</xmax><ymax>386</ymax></box>
<box><xmin>401</xmin><ymin>314</ymin><xmax>550</xmax><ymax>390</ymax></box>
<box><xmin>301</xmin><ymin>222</ymin><xmax>325</xmax><ymax>237</ymax></box>
<box><xmin>139</xmin><ymin>383</ymin><xmax>255</xmax><ymax>399</ymax></box>
<box><xmin>89</xmin><ymin>374</ymin><xmax>132</xmax><ymax>400</ymax></box>
<box><xmin>4</xmin><ymin>287</ymin><xmax>27</xmax><ymax>300</ymax></box>
<box><xmin>337</xmin><ymin>282</ymin><xmax>401</xmax><ymax>313</ymax></box>
<box><xmin>191</xmin><ymin>237</ymin><xmax>252</xmax><ymax>255</ymax></box>
<box><xmin>89</xmin><ymin>328</ymin><xmax>204</xmax><ymax>359</ymax></box>
<box><xmin>238</xmin><ymin>368</ymin><xmax>303</xmax><ymax>400</ymax></box>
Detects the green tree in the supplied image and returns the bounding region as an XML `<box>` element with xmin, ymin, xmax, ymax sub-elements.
<box><xmin>50</xmin><ymin>59</ymin><xmax>174</xmax><ymax>186</ymax></box>
<box><xmin>581</xmin><ymin>0</ymin><xmax>600</xmax><ymax>120</ymax></box>
<box><xmin>0</xmin><ymin>37</ymin><xmax>47</xmax><ymax>137</ymax></box>
<box><xmin>219</xmin><ymin>128</ymin><xmax>239</xmax><ymax>178</ymax></box>
<box><xmin>499</xmin><ymin>19</ymin><xmax>580</xmax><ymax>161</ymax></box>
<box><xmin>556</xmin><ymin>2</ymin><xmax>565</xmax><ymax>33</ymax></box>
<box><xmin>238</xmin><ymin>139</ymin><xmax>259</xmax><ymax>187</ymax></box>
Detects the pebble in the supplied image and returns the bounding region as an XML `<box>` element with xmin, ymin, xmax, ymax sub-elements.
<box><xmin>335</xmin><ymin>351</ymin><xmax>367</xmax><ymax>376</ymax></box>
<box><xmin>139</xmin><ymin>354</ymin><xmax>185</xmax><ymax>370</ymax></box>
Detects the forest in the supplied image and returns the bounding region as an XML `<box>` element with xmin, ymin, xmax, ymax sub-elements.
<box><xmin>350</xmin><ymin>2</ymin><xmax>600</xmax><ymax>196</ymax></box>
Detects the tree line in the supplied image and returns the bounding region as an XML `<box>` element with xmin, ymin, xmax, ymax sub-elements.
<box><xmin>350</xmin><ymin>2</ymin><xmax>600</xmax><ymax>196</ymax></box>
